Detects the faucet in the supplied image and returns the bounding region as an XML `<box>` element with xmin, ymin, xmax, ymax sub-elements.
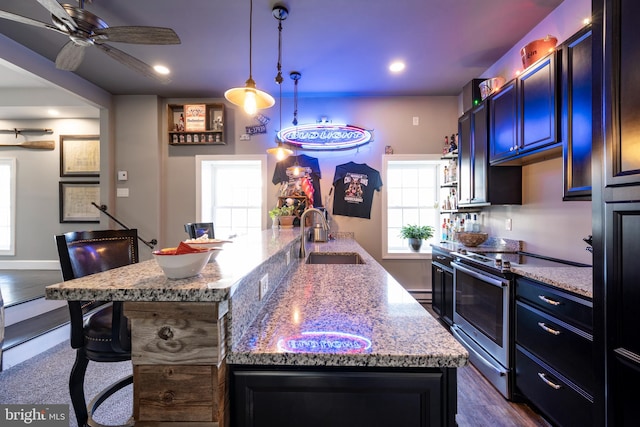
<box><xmin>299</xmin><ymin>208</ymin><xmax>330</xmax><ymax>258</ymax></box>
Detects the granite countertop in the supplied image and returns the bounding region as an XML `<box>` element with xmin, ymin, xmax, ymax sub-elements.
<box><xmin>45</xmin><ymin>229</ymin><xmax>302</xmax><ymax>302</ymax></box>
<box><xmin>510</xmin><ymin>265</ymin><xmax>593</xmax><ymax>299</ymax></box>
<box><xmin>46</xmin><ymin>229</ymin><xmax>469</xmax><ymax>369</ymax></box>
<box><xmin>227</xmin><ymin>238</ymin><xmax>469</xmax><ymax>369</ymax></box>
<box><xmin>431</xmin><ymin>239</ymin><xmax>593</xmax><ymax>299</ymax></box>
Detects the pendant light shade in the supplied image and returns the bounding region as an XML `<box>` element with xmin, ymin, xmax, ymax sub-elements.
<box><xmin>224</xmin><ymin>0</ymin><xmax>274</xmax><ymax>114</ymax></box>
<box><xmin>266</xmin><ymin>139</ymin><xmax>293</xmax><ymax>160</ymax></box>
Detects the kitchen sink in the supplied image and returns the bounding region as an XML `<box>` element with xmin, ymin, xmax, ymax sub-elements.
<box><xmin>305</xmin><ymin>252</ymin><xmax>365</xmax><ymax>264</ymax></box>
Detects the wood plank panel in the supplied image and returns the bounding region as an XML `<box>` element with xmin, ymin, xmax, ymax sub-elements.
<box><xmin>125</xmin><ymin>302</ymin><xmax>220</xmax><ymax>365</ymax></box>
<box><xmin>134</xmin><ymin>365</ymin><xmax>217</xmax><ymax>422</ymax></box>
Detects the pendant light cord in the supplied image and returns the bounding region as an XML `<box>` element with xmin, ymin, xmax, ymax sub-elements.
<box><xmin>248</xmin><ymin>0</ymin><xmax>253</xmax><ymax>80</ymax></box>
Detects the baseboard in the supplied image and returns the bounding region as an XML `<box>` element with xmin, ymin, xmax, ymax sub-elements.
<box><xmin>5</xmin><ymin>298</ymin><xmax>67</xmax><ymax>326</ymax></box>
<box><xmin>0</xmin><ymin>260</ymin><xmax>60</xmax><ymax>270</ymax></box>
<box><xmin>406</xmin><ymin>288</ymin><xmax>432</xmax><ymax>304</ymax></box>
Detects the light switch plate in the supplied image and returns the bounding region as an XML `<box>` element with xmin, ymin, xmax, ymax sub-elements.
<box><xmin>116</xmin><ymin>188</ymin><xmax>129</xmax><ymax>197</ymax></box>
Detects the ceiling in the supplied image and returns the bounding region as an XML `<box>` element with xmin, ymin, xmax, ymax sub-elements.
<box><xmin>0</xmin><ymin>0</ymin><xmax>564</xmax><ymax>119</ymax></box>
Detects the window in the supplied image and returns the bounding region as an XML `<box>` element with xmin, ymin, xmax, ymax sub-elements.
<box><xmin>0</xmin><ymin>158</ymin><xmax>16</xmax><ymax>255</ymax></box>
<box><xmin>196</xmin><ymin>155</ymin><xmax>267</xmax><ymax>239</ymax></box>
<box><xmin>382</xmin><ymin>154</ymin><xmax>445</xmax><ymax>259</ymax></box>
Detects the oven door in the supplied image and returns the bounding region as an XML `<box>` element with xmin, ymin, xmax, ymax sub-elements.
<box><xmin>451</xmin><ymin>260</ymin><xmax>511</xmax><ymax>368</ymax></box>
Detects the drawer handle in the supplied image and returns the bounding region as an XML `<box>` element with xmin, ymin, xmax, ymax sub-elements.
<box><xmin>537</xmin><ymin>372</ymin><xmax>562</xmax><ymax>390</ymax></box>
<box><xmin>436</xmin><ymin>256</ymin><xmax>446</xmax><ymax>260</ymax></box>
<box><xmin>436</xmin><ymin>268</ymin><xmax>443</xmax><ymax>273</ymax></box>
<box><xmin>537</xmin><ymin>322</ymin><xmax>561</xmax><ymax>335</ymax></box>
<box><xmin>538</xmin><ymin>295</ymin><xmax>561</xmax><ymax>306</ymax></box>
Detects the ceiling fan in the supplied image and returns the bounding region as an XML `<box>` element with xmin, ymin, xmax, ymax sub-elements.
<box><xmin>0</xmin><ymin>0</ymin><xmax>181</xmax><ymax>83</ymax></box>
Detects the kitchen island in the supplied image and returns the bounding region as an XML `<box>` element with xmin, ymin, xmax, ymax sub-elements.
<box><xmin>46</xmin><ymin>229</ymin><xmax>468</xmax><ymax>427</ymax></box>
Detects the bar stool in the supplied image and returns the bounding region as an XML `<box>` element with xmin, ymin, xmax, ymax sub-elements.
<box><xmin>55</xmin><ymin>229</ymin><xmax>139</xmax><ymax>427</ymax></box>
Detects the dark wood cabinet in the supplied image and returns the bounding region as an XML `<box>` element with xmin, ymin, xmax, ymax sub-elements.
<box><xmin>458</xmin><ymin>102</ymin><xmax>522</xmax><ymax>207</ymax></box>
<box><xmin>489</xmin><ymin>79</ymin><xmax>519</xmax><ymax>163</ymax></box>
<box><xmin>431</xmin><ymin>248</ymin><xmax>454</xmax><ymax>326</ymax></box>
<box><xmin>561</xmin><ymin>26</ymin><xmax>593</xmax><ymax>201</ymax></box>
<box><xmin>230</xmin><ymin>365</ymin><xmax>457</xmax><ymax>427</ymax></box>
<box><xmin>520</xmin><ymin>52</ymin><xmax>559</xmax><ymax>153</ymax></box>
<box><xmin>514</xmin><ymin>277</ymin><xmax>593</xmax><ymax>427</ymax></box>
<box><xmin>592</xmin><ymin>0</ymin><xmax>640</xmax><ymax>424</ymax></box>
<box><xmin>489</xmin><ymin>52</ymin><xmax>561</xmax><ymax>165</ymax></box>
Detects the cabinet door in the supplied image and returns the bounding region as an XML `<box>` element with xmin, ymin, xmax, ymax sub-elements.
<box><xmin>604</xmin><ymin>202</ymin><xmax>640</xmax><ymax>426</ymax></box>
<box><xmin>596</xmin><ymin>0</ymin><xmax>640</xmax><ymax>424</ymax></box>
<box><xmin>441</xmin><ymin>268</ymin><xmax>454</xmax><ymax>326</ymax></box>
<box><xmin>562</xmin><ymin>27</ymin><xmax>593</xmax><ymax>201</ymax></box>
<box><xmin>431</xmin><ymin>262</ymin><xmax>443</xmax><ymax>316</ymax></box>
<box><xmin>458</xmin><ymin>111</ymin><xmax>473</xmax><ymax>205</ymax></box>
<box><xmin>489</xmin><ymin>80</ymin><xmax>518</xmax><ymax>163</ymax></box>
<box><xmin>519</xmin><ymin>52</ymin><xmax>559</xmax><ymax>152</ymax></box>
<box><xmin>471</xmin><ymin>102</ymin><xmax>488</xmax><ymax>204</ymax></box>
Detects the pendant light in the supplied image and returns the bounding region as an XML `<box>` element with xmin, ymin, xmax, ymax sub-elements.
<box><xmin>224</xmin><ymin>0</ymin><xmax>275</xmax><ymax>115</ymax></box>
<box><xmin>267</xmin><ymin>4</ymin><xmax>293</xmax><ymax>161</ymax></box>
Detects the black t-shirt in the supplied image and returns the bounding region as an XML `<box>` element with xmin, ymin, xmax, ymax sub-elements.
<box><xmin>272</xmin><ymin>155</ymin><xmax>323</xmax><ymax>207</ymax></box>
<box><xmin>332</xmin><ymin>162</ymin><xmax>383</xmax><ymax>219</ymax></box>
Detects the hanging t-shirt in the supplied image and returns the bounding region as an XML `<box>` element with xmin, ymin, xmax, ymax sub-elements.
<box><xmin>332</xmin><ymin>162</ymin><xmax>383</xmax><ymax>219</ymax></box>
<box><xmin>272</xmin><ymin>154</ymin><xmax>323</xmax><ymax>207</ymax></box>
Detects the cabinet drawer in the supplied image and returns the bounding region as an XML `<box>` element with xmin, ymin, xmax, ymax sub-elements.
<box><xmin>134</xmin><ymin>364</ymin><xmax>219</xmax><ymax>423</ymax></box>
<box><xmin>516</xmin><ymin>277</ymin><xmax>592</xmax><ymax>330</ymax></box>
<box><xmin>432</xmin><ymin>250</ymin><xmax>453</xmax><ymax>269</ymax></box>
<box><xmin>516</xmin><ymin>301</ymin><xmax>593</xmax><ymax>393</ymax></box>
<box><xmin>516</xmin><ymin>347</ymin><xmax>592</xmax><ymax>427</ymax></box>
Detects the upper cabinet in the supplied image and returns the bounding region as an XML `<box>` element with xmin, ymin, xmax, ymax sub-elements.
<box><xmin>489</xmin><ymin>52</ymin><xmax>561</xmax><ymax>165</ymax></box>
<box><xmin>458</xmin><ymin>101</ymin><xmax>522</xmax><ymax>207</ymax></box>
<box><xmin>168</xmin><ymin>103</ymin><xmax>225</xmax><ymax>145</ymax></box>
<box><xmin>561</xmin><ymin>26</ymin><xmax>592</xmax><ymax>201</ymax></box>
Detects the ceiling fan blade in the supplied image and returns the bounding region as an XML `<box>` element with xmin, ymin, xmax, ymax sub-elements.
<box><xmin>95</xmin><ymin>43</ymin><xmax>171</xmax><ymax>84</ymax></box>
<box><xmin>0</xmin><ymin>9</ymin><xmax>67</xmax><ymax>35</ymax></box>
<box><xmin>55</xmin><ymin>41</ymin><xmax>86</xmax><ymax>71</ymax></box>
<box><xmin>36</xmin><ymin>0</ymin><xmax>77</xmax><ymax>31</ymax></box>
<box><xmin>94</xmin><ymin>26</ymin><xmax>181</xmax><ymax>45</ymax></box>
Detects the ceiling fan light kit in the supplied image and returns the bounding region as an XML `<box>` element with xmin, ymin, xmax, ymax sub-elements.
<box><xmin>0</xmin><ymin>0</ymin><xmax>180</xmax><ymax>82</ymax></box>
<box><xmin>224</xmin><ymin>0</ymin><xmax>275</xmax><ymax>115</ymax></box>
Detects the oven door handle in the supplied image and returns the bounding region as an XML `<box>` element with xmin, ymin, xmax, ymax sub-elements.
<box><xmin>452</xmin><ymin>261</ymin><xmax>509</xmax><ymax>288</ymax></box>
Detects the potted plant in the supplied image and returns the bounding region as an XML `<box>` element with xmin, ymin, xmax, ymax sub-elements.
<box><xmin>269</xmin><ymin>205</ymin><xmax>297</xmax><ymax>228</ymax></box>
<box><xmin>399</xmin><ymin>224</ymin><xmax>434</xmax><ymax>252</ymax></box>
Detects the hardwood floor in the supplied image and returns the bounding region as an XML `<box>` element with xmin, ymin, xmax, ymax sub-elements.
<box><xmin>457</xmin><ymin>364</ymin><xmax>550</xmax><ymax>427</ymax></box>
<box><xmin>419</xmin><ymin>302</ymin><xmax>550</xmax><ymax>426</ymax></box>
<box><xmin>0</xmin><ymin>269</ymin><xmax>61</xmax><ymax>306</ymax></box>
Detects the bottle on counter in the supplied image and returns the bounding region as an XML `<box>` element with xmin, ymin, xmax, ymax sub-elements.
<box><xmin>472</xmin><ymin>214</ymin><xmax>481</xmax><ymax>232</ymax></box>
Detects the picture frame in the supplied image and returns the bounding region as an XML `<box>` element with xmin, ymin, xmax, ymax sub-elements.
<box><xmin>60</xmin><ymin>135</ymin><xmax>100</xmax><ymax>177</ymax></box>
<box><xmin>59</xmin><ymin>181</ymin><xmax>101</xmax><ymax>223</ymax></box>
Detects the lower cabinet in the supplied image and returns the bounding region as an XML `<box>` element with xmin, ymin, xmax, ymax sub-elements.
<box><xmin>514</xmin><ymin>277</ymin><xmax>593</xmax><ymax>427</ymax></box>
<box><xmin>230</xmin><ymin>365</ymin><xmax>457</xmax><ymax>427</ymax></box>
<box><xmin>431</xmin><ymin>248</ymin><xmax>454</xmax><ymax>326</ymax></box>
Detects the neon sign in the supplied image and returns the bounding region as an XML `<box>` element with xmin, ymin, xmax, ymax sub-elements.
<box><xmin>277</xmin><ymin>124</ymin><xmax>373</xmax><ymax>151</ymax></box>
<box><xmin>277</xmin><ymin>331</ymin><xmax>372</xmax><ymax>354</ymax></box>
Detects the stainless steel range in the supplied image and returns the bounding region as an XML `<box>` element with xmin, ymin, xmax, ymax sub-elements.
<box><xmin>449</xmin><ymin>250</ymin><xmax>587</xmax><ymax>400</ymax></box>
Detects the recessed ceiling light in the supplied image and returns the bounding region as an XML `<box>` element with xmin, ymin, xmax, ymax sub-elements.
<box><xmin>389</xmin><ymin>61</ymin><xmax>405</xmax><ymax>73</ymax></box>
<box><xmin>154</xmin><ymin>65</ymin><xmax>170</xmax><ymax>75</ymax></box>
<box><xmin>48</xmin><ymin>109</ymin><xmax>60</xmax><ymax>116</ymax></box>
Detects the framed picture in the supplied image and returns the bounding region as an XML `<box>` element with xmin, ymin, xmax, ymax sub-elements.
<box><xmin>60</xmin><ymin>135</ymin><xmax>100</xmax><ymax>177</ymax></box>
<box><xmin>59</xmin><ymin>181</ymin><xmax>101</xmax><ymax>223</ymax></box>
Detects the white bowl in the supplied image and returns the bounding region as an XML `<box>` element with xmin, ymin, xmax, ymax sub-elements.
<box><xmin>153</xmin><ymin>248</ymin><xmax>212</xmax><ymax>279</ymax></box>
<box><xmin>184</xmin><ymin>241</ymin><xmax>227</xmax><ymax>262</ymax></box>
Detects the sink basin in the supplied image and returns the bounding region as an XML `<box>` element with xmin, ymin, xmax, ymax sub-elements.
<box><xmin>306</xmin><ymin>252</ymin><xmax>365</xmax><ymax>264</ymax></box>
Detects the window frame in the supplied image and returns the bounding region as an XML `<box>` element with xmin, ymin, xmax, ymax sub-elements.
<box><xmin>0</xmin><ymin>157</ymin><xmax>16</xmax><ymax>256</ymax></box>
<box><xmin>195</xmin><ymin>155</ymin><xmax>268</xmax><ymax>237</ymax></box>
<box><xmin>381</xmin><ymin>154</ymin><xmax>445</xmax><ymax>260</ymax></box>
